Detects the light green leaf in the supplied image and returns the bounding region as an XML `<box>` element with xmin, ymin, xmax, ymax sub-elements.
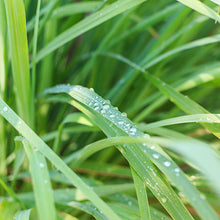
<box><xmin>177</xmin><ymin>0</ymin><xmax>220</xmax><ymax>22</ymax></box>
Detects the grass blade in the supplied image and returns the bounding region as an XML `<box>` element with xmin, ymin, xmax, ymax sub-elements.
<box><xmin>139</xmin><ymin>114</ymin><xmax>220</xmax><ymax>130</ymax></box>
<box><xmin>0</xmin><ymin>98</ymin><xmax>121</xmax><ymax>220</ymax></box>
<box><xmin>14</xmin><ymin>209</ymin><xmax>33</xmax><ymax>220</ymax></box>
<box><xmin>4</xmin><ymin>0</ymin><xmax>33</xmax><ymax>127</ymax></box>
<box><xmin>36</xmin><ymin>0</ymin><xmax>147</xmax><ymax>62</ymax></box>
<box><xmin>44</xmin><ymin>85</ymin><xmax>218</xmax><ymax>219</ymax></box>
<box><xmin>177</xmin><ymin>0</ymin><xmax>220</xmax><ymax>22</ymax></box>
<box><xmin>131</xmin><ymin>168</ymin><xmax>151</xmax><ymax>220</ymax></box>
<box><xmin>20</xmin><ymin>137</ymin><xmax>56</xmax><ymax>220</ymax></box>
<box><xmin>0</xmin><ymin>0</ymin><xmax>7</xmax><ymax>176</ymax></box>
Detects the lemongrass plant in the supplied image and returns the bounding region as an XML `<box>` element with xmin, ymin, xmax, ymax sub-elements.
<box><xmin>0</xmin><ymin>0</ymin><xmax>220</xmax><ymax>219</ymax></box>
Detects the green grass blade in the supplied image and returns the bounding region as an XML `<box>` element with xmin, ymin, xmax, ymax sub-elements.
<box><xmin>0</xmin><ymin>98</ymin><xmax>121</xmax><ymax>220</ymax></box>
<box><xmin>0</xmin><ymin>0</ymin><xmax>7</xmax><ymax>176</ymax></box>
<box><xmin>43</xmin><ymin>85</ymin><xmax>202</xmax><ymax>219</ymax></box>
<box><xmin>52</xmin><ymin>1</ymin><xmax>101</xmax><ymax>19</ymax></box>
<box><xmin>44</xmin><ymin>84</ymin><xmax>220</xmax><ymax>219</ymax></box>
<box><xmin>20</xmin><ymin>137</ymin><xmax>56</xmax><ymax>220</ymax></box>
<box><xmin>36</xmin><ymin>0</ymin><xmax>147</xmax><ymax>63</ymax></box>
<box><xmin>14</xmin><ymin>209</ymin><xmax>32</xmax><ymax>220</ymax></box>
<box><xmin>63</xmin><ymin>201</ymin><xmax>108</xmax><ymax>220</ymax></box>
<box><xmin>177</xmin><ymin>0</ymin><xmax>220</xmax><ymax>22</ymax></box>
<box><xmin>153</xmin><ymin>137</ymin><xmax>220</xmax><ymax>195</ymax></box>
<box><xmin>0</xmin><ymin>177</ymin><xmax>23</xmax><ymax>207</ymax></box>
<box><xmin>131</xmin><ymin>168</ymin><xmax>151</xmax><ymax>220</ymax></box>
<box><xmin>139</xmin><ymin>114</ymin><xmax>220</xmax><ymax>130</ymax></box>
<box><xmin>144</xmin><ymin>35</ymin><xmax>220</xmax><ymax>69</ymax></box>
<box><xmin>101</xmin><ymin>52</ymin><xmax>220</xmax><ymax>139</ymax></box>
<box><xmin>146</xmin><ymin>75</ymin><xmax>220</xmax><ymax>138</ymax></box>
<box><xmin>31</xmin><ymin>0</ymin><xmax>41</xmax><ymax>120</ymax></box>
<box><xmin>4</xmin><ymin>0</ymin><xmax>33</xmax><ymax>127</ymax></box>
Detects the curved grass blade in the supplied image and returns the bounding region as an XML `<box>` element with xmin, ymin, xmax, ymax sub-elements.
<box><xmin>143</xmin><ymin>35</ymin><xmax>220</xmax><ymax>69</ymax></box>
<box><xmin>63</xmin><ymin>201</ymin><xmax>108</xmax><ymax>220</ymax></box>
<box><xmin>101</xmin><ymin>52</ymin><xmax>220</xmax><ymax>139</ymax></box>
<box><xmin>44</xmin><ymin>85</ymin><xmax>217</xmax><ymax>219</ymax></box>
<box><xmin>0</xmin><ymin>99</ymin><xmax>121</xmax><ymax>220</ymax></box>
<box><xmin>53</xmin><ymin>113</ymin><xmax>96</xmax><ymax>153</ymax></box>
<box><xmin>36</xmin><ymin>0</ymin><xmax>147</xmax><ymax>63</ymax></box>
<box><xmin>177</xmin><ymin>0</ymin><xmax>220</xmax><ymax>22</ymax></box>
<box><xmin>14</xmin><ymin>209</ymin><xmax>33</xmax><ymax>220</ymax></box>
<box><xmin>152</xmin><ymin>136</ymin><xmax>220</xmax><ymax>195</ymax></box>
<box><xmin>139</xmin><ymin>114</ymin><xmax>220</xmax><ymax>130</ymax></box>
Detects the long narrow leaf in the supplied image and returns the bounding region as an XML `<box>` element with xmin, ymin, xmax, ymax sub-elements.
<box><xmin>0</xmin><ymin>98</ymin><xmax>121</xmax><ymax>220</ymax></box>
<box><xmin>44</xmin><ymin>85</ymin><xmax>218</xmax><ymax>220</ymax></box>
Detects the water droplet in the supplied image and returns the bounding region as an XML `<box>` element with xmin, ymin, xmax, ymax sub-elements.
<box><xmin>110</xmin><ymin>114</ymin><xmax>115</xmax><ymax>118</ymax></box>
<box><xmin>150</xmin><ymin>145</ymin><xmax>155</xmax><ymax>149</ymax></box>
<box><xmin>44</xmin><ymin>180</ymin><xmax>48</xmax><ymax>184</ymax></box>
<box><xmin>101</xmin><ymin>109</ymin><xmax>106</xmax><ymax>114</ymax></box>
<box><xmin>164</xmin><ymin>161</ymin><xmax>171</xmax><ymax>167</ymax></box>
<box><xmin>114</xmin><ymin>107</ymin><xmax>118</xmax><ymax>110</ymax></box>
<box><xmin>94</xmin><ymin>107</ymin><xmax>99</xmax><ymax>111</ymax></box>
<box><xmin>39</xmin><ymin>163</ymin><xmax>45</xmax><ymax>168</ymax></box>
<box><xmin>90</xmin><ymin>88</ymin><xmax>94</xmax><ymax>92</ymax></box>
<box><xmin>128</xmin><ymin>201</ymin><xmax>132</xmax><ymax>206</ymax></box>
<box><xmin>106</xmin><ymin>100</ymin><xmax>111</xmax><ymax>104</ymax></box>
<box><xmin>153</xmin><ymin>154</ymin><xmax>159</xmax><ymax>159</ymax></box>
<box><xmin>174</xmin><ymin>168</ymin><xmax>180</xmax><ymax>173</ymax></box>
<box><xmin>3</xmin><ymin>107</ymin><xmax>8</xmax><ymax>112</ymax></box>
<box><xmin>118</xmin><ymin>121</ymin><xmax>124</xmax><ymax>125</ymax></box>
<box><xmin>103</xmin><ymin>105</ymin><xmax>110</xmax><ymax>110</ymax></box>
<box><xmin>130</xmin><ymin>127</ymin><xmax>137</xmax><ymax>133</ymax></box>
<box><xmin>207</xmin><ymin>117</ymin><xmax>210</xmax><ymax>121</ymax></box>
<box><xmin>143</xmin><ymin>149</ymin><xmax>146</xmax><ymax>153</ymax></box>
<box><xmin>121</xmin><ymin>112</ymin><xmax>127</xmax><ymax>117</ymax></box>
<box><xmin>161</xmin><ymin>198</ymin><xmax>167</xmax><ymax>203</ymax></box>
<box><xmin>200</xmin><ymin>194</ymin><xmax>206</xmax><ymax>200</ymax></box>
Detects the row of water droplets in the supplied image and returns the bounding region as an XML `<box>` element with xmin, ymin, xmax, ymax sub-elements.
<box><xmin>71</xmin><ymin>86</ymin><xmax>140</xmax><ymax>137</ymax></box>
<box><xmin>72</xmin><ymin>86</ymin><xmax>182</xmax><ymax>177</ymax></box>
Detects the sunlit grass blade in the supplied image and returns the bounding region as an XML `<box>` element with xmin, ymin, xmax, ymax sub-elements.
<box><xmin>132</xmin><ymin>65</ymin><xmax>220</xmax><ymax>122</ymax></box>
<box><xmin>143</xmin><ymin>35</ymin><xmax>220</xmax><ymax>69</ymax></box>
<box><xmin>43</xmin><ymin>85</ymin><xmax>218</xmax><ymax>220</ymax></box>
<box><xmin>0</xmin><ymin>98</ymin><xmax>121</xmax><ymax>220</ymax></box>
<box><xmin>146</xmin><ymin>75</ymin><xmax>220</xmax><ymax>138</ymax></box>
<box><xmin>177</xmin><ymin>0</ymin><xmax>220</xmax><ymax>22</ymax></box>
<box><xmin>36</xmin><ymin>0</ymin><xmax>147</xmax><ymax>62</ymax></box>
<box><xmin>139</xmin><ymin>114</ymin><xmax>220</xmax><ymax>130</ymax></box>
<box><xmin>101</xmin><ymin>52</ymin><xmax>220</xmax><ymax>139</ymax></box>
<box><xmin>4</xmin><ymin>0</ymin><xmax>33</xmax><ymax>127</ymax></box>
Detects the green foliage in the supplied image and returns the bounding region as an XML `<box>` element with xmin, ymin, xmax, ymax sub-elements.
<box><xmin>0</xmin><ymin>0</ymin><xmax>220</xmax><ymax>219</ymax></box>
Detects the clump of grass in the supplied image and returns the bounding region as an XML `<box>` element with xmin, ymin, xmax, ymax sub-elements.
<box><xmin>0</xmin><ymin>0</ymin><xmax>220</xmax><ymax>219</ymax></box>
